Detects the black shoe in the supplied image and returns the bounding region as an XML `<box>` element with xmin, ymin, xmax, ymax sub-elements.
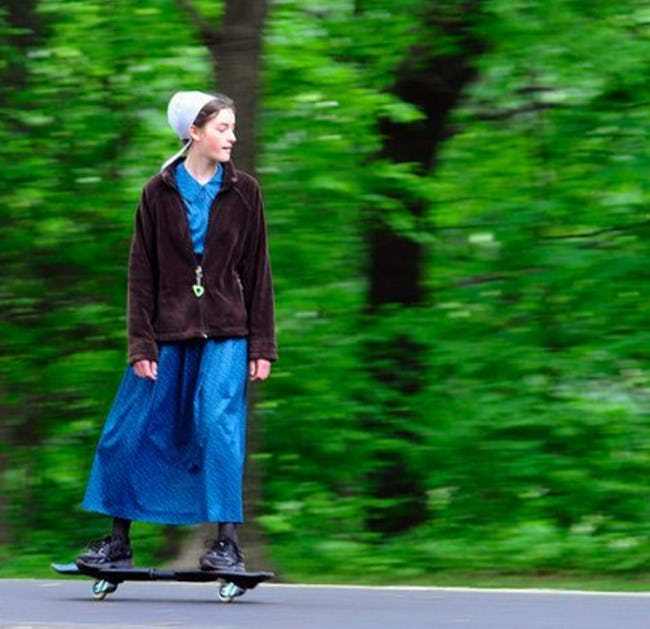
<box><xmin>199</xmin><ymin>537</ymin><xmax>246</xmax><ymax>573</ymax></box>
<box><xmin>75</xmin><ymin>535</ymin><xmax>133</xmax><ymax>569</ymax></box>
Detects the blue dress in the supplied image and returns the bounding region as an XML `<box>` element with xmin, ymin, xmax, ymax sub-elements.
<box><xmin>82</xmin><ymin>161</ymin><xmax>248</xmax><ymax>524</ymax></box>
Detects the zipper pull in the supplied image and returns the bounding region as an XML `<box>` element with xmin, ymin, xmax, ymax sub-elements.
<box><xmin>235</xmin><ymin>273</ymin><xmax>244</xmax><ymax>299</ymax></box>
<box><xmin>192</xmin><ymin>265</ymin><xmax>205</xmax><ymax>298</ymax></box>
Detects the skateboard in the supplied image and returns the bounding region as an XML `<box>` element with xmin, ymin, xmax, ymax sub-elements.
<box><xmin>51</xmin><ymin>562</ymin><xmax>274</xmax><ymax>603</ymax></box>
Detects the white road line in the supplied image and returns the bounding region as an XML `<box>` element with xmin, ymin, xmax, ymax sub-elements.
<box><xmin>262</xmin><ymin>583</ymin><xmax>650</xmax><ymax>597</ymax></box>
<box><xmin>13</xmin><ymin>578</ymin><xmax>650</xmax><ymax>597</ymax></box>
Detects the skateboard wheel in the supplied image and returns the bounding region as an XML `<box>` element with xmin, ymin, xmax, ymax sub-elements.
<box><xmin>218</xmin><ymin>582</ymin><xmax>244</xmax><ymax>602</ymax></box>
<box><xmin>92</xmin><ymin>579</ymin><xmax>118</xmax><ymax>600</ymax></box>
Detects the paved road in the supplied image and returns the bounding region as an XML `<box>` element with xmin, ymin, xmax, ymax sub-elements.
<box><xmin>2</xmin><ymin>579</ymin><xmax>650</xmax><ymax>628</ymax></box>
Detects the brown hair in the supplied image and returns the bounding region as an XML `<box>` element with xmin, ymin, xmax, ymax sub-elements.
<box><xmin>181</xmin><ymin>93</ymin><xmax>236</xmax><ymax>146</ymax></box>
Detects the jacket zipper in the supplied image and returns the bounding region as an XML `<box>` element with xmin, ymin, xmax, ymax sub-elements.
<box><xmin>195</xmin><ymin>189</ymin><xmax>225</xmax><ymax>338</ymax></box>
<box><xmin>168</xmin><ymin>166</ymin><xmax>229</xmax><ymax>340</ymax></box>
<box><xmin>176</xmin><ymin>190</ymin><xmax>222</xmax><ymax>339</ymax></box>
<box><xmin>197</xmin><ymin>266</ymin><xmax>208</xmax><ymax>339</ymax></box>
<box><xmin>235</xmin><ymin>272</ymin><xmax>244</xmax><ymax>301</ymax></box>
<box><xmin>192</xmin><ymin>264</ymin><xmax>208</xmax><ymax>337</ymax></box>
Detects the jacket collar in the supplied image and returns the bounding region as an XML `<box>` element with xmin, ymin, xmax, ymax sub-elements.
<box><xmin>160</xmin><ymin>155</ymin><xmax>238</xmax><ymax>192</ymax></box>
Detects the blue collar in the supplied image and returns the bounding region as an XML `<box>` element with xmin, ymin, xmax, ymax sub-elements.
<box><xmin>176</xmin><ymin>161</ymin><xmax>224</xmax><ymax>203</ymax></box>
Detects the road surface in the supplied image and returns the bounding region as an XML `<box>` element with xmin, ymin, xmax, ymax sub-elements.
<box><xmin>2</xmin><ymin>579</ymin><xmax>650</xmax><ymax>628</ymax></box>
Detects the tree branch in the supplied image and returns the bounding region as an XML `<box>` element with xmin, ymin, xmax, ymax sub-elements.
<box><xmin>175</xmin><ymin>0</ymin><xmax>223</xmax><ymax>46</ymax></box>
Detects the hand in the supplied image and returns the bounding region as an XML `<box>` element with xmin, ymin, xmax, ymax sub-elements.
<box><xmin>134</xmin><ymin>359</ymin><xmax>158</xmax><ymax>381</ymax></box>
<box><xmin>249</xmin><ymin>358</ymin><xmax>271</xmax><ymax>382</ymax></box>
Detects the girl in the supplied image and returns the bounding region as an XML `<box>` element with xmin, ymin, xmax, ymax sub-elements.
<box><xmin>75</xmin><ymin>91</ymin><xmax>278</xmax><ymax>573</ymax></box>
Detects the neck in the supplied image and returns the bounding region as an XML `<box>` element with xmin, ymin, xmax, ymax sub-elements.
<box><xmin>184</xmin><ymin>150</ymin><xmax>220</xmax><ymax>185</ymax></box>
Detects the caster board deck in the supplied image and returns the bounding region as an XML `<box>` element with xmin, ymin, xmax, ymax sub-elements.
<box><xmin>51</xmin><ymin>562</ymin><xmax>274</xmax><ymax>602</ymax></box>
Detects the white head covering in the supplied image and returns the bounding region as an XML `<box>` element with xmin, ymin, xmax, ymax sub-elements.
<box><xmin>160</xmin><ymin>90</ymin><xmax>217</xmax><ymax>172</ymax></box>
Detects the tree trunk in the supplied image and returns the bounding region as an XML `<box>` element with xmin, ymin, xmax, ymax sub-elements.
<box><xmin>0</xmin><ymin>0</ymin><xmax>49</xmax><ymax>547</ymax></box>
<box><xmin>362</xmin><ymin>2</ymin><xmax>485</xmax><ymax>535</ymax></box>
<box><xmin>170</xmin><ymin>0</ymin><xmax>272</xmax><ymax>571</ymax></box>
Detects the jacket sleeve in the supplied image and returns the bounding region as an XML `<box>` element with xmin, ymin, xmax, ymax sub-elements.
<box><xmin>126</xmin><ymin>188</ymin><xmax>159</xmax><ymax>365</ymax></box>
<box><xmin>238</xmin><ymin>183</ymin><xmax>279</xmax><ymax>362</ymax></box>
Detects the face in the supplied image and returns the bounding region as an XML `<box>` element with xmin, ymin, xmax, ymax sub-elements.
<box><xmin>190</xmin><ymin>108</ymin><xmax>236</xmax><ymax>162</ymax></box>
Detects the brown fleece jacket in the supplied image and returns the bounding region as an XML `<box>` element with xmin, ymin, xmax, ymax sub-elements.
<box><xmin>126</xmin><ymin>155</ymin><xmax>278</xmax><ymax>365</ymax></box>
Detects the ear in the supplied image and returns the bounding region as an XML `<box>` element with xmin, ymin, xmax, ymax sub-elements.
<box><xmin>188</xmin><ymin>124</ymin><xmax>203</xmax><ymax>143</ymax></box>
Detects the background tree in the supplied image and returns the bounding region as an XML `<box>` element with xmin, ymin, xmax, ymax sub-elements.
<box><xmin>356</xmin><ymin>0</ymin><xmax>486</xmax><ymax>535</ymax></box>
<box><xmin>172</xmin><ymin>0</ymin><xmax>271</xmax><ymax>570</ymax></box>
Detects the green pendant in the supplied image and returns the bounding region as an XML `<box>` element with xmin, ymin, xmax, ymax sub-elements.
<box><xmin>192</xmin><ymin>284</ymin><xmax>204</xmax><ymax>298</ymax></box>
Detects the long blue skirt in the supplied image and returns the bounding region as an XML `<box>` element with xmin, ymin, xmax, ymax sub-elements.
<box><xmin>81</xmin><ymin>337</ymin><xmax>248</xmax><ymax>524</ymax></box>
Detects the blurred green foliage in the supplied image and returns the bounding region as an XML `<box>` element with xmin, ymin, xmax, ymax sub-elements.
<box><xmin>3</xmin><ymin>0</ymin><xmax>650</xmax><ymax>582</ymax></box>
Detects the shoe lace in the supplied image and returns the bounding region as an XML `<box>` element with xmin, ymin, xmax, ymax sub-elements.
<box><xmin>204</xmin><ymin>537</ymin><xmax>244</xmax><ymax>561</ymax></box>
